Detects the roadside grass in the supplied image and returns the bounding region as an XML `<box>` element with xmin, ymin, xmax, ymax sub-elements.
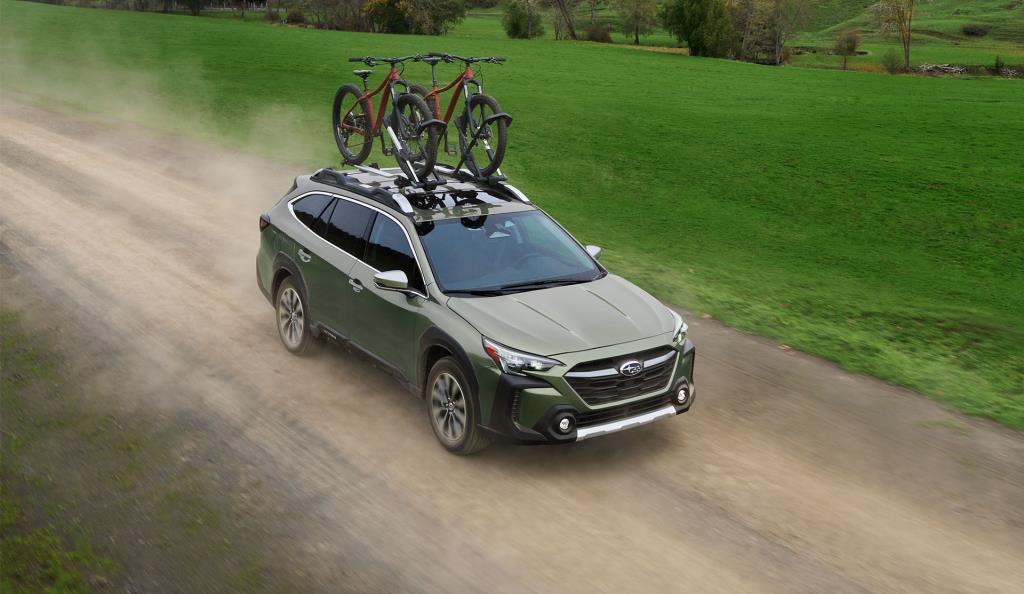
<box><xmin>2</xmin><ymin>1</ymin><xmax>1022</xmax><ymax>428</ymax></box>
<box><xmin>0</xmin><ymin>309</ymin><xmax>271</xmax><ymax>591</ymax></box>
<box><xmin>1</xmin><ymin>311</ymin><xmax>119</xmax><ymax>592</ymax></box>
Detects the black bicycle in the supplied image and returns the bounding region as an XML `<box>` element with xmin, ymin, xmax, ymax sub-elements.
<box><xmin>410</xmin><ymin>53</ymin><xmax>511</xmax><ymax>179</ymax></box>
<box><xmin>333</xmin><ymin>56</ymin><xmax>443</xmax><ymax>182</ymax></box>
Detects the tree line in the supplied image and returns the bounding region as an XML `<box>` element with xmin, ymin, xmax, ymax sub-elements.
<box><xmin>43</xmin><ymin>0</ymin><xmax>924</xmax><ymax>70</ymax></box>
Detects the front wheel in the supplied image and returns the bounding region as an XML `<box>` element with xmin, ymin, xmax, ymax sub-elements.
<box><xmin>462</xmin><ymin>94</ymin><xmax>507</xmax><ymax>177</ymax></box>
<box><xmin>332</xmin><ymin>83</ymin><xmax>373</xmax><ymax>164</ymax></box>
<box><xmin>390</xmin><ymin>93</ymin><xmax>439</xmax><ymax>180</ymax></box>
<box><xmin>425</xmin><ymin>357</ymin><xmax>491</xmax><ymax>455</ymax></box>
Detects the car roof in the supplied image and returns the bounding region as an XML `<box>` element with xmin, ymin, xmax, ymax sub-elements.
<box><xmin>293</xmin><ymin>166</ymin><xmax>537</xmax><ymax>223</ymax></box>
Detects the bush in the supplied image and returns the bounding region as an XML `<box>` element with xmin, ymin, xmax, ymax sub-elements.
<box><xmin>584</xmin><ymin>25</ymin><xmax>613</xmax><ymax>43</ymax></box>
<box><xmin>285</xmin><ymin>8</ymin><xmax>305</xmax><ymax>24</ymax></box>
<box><xmin>502</xmin><ymin>0</ymin><xmax>544</xmax><ymax>39</ymax></box>
<box><xmin>881</xmin><ymin>48</ymin><xmax>903</xmax><ymax>74</ymax></box>
<box><xmin>994</xmin><ymin>55</ymin><xmax>1006</xmax><ymax>71</ymax></box>
<box><xmin>962</xmin><ymin>24</ymin><xmax>989</xmax><ymax>37</ymax></box>
<box><xmin>466</xmin><ymin>0</ymin><xmax>499</xmax><ymax>6</ymax></box>
<box><xmin>264</xmin><ymin>9</ymin><xmax>278</xmax><ymax>22</ymax></box>
<box><xmin>660</xmin><ymin>0</ymin><xmax>736</xmax><ymax>58</ymax></box>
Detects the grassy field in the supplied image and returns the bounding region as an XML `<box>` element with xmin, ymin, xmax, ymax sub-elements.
<box><xmin>2</xmin><ymin>0</ymin><xmax>1022</xmax><ymax>428</ymax></box>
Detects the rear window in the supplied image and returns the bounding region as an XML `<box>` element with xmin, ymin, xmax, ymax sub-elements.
<box><xmin>324</xmin><ymin>200</ymin><xmax>374</xmax><ymax>256</ymax></box>
<box><xmin>291</xmin><ymin>194</ymin><xmax>332</xmax><ymax>229</ymax></box>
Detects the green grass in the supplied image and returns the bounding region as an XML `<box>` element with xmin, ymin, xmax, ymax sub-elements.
<box><xmin>1</xmin><ymin>312</ymin><xmax>119</xmax><ymax>593</ymax></box>
<box><xmin>2</xmin><ymin>1</ymin><xmax>1022</xmax><ymax>428</ymax></box>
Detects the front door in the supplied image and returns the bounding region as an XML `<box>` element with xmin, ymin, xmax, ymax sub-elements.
<box><xmin>347</xmin><ymin>213</ymin><xmax>429</xmax><ymax>382</ymax></box>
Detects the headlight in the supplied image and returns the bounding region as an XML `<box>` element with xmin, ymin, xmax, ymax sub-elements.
<box><xmin>482</xmin><ymin>337</ymin><xmax>562</xmax><ymax>375</ymax></box>
<box><xmin>670</xmin><ymin>310</ymin><xmax>688</xmax><ymax>345</ymax></box>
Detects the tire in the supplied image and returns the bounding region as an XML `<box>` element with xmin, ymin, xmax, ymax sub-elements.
<box><xmin>332</xmin><ymin>83</ymin><xmax>373</xmax><ymax>165</ymax></box>
<box><xmin>391</xmin><ymin>93</ymin><xmax>439</xmax><ymax>180</ymax></box>
<box><xmin>463</xmin><ymin>94</ymin><xmax>507</xmax><ymax>177</ymax></box>
<box><xmin>275</xmin><ymin>277</ymin><xmax>318</xmax><ymax>356</ymax></box>
<box><xmin>408</xmin><ymin>84</ymin><xmax>436</xmax><ymax>117</ymax></box>
<box><xmin>425</xmin><ymin>357</ymin><xmax>491</xmax><ymax>455</ymax></box>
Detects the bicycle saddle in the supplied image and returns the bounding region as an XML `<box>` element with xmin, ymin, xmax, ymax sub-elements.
<box><xmin>353</xmin><ymin>69</ymin><xmax>373</xmax><ymax>77</ymax></box>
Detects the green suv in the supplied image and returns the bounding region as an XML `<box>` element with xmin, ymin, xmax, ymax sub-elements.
<box><xmin>257</xmin><ymin>166</ymin><xmax>696</xmax><ymax>454</ymax></box>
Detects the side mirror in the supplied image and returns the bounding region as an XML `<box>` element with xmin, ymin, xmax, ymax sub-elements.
<box><xmin>585</xmin><ymin>245</ymin><xmax>602</xmax><ymax>260</ymax></box>
<box><xmin>374</xmin><ymin>270</ymin><xmax>409</xmax><ymax>291</ymax></box>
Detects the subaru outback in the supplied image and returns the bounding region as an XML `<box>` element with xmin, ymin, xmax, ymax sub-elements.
<box><xmin>256</xmin><ymin>166</ymin><xmax>696</xmax><ymax>454</ymax></box>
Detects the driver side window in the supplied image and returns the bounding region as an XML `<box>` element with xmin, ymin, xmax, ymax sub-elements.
<box><xmin>365</xmin><ymin>215</ymin><xmax>425</xmax><ymax>293</ymax></box>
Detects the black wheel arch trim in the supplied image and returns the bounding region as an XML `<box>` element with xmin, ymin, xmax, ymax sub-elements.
<box><xmin>418</xmin><ymin>326</ymin><xmax>478</xmax><ymax>397</ymax></box>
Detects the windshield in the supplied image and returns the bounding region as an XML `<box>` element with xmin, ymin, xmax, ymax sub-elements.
<box><xmin>416</xmin><ymin>211</ymin><xmax>603</xmax><ymax>295</ymax></box>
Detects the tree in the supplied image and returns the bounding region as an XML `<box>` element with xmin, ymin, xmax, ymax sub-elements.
<box><xmin>765</xmin><ymin>0</ymin><xmax>813</xmax><ymax>65</ymax></box>
<box><xmin>503</xmin><ymin>0</ymin><xmax>545</xmax><ymax>38</ymax></box>
<box><xmin>549</xmin><ymin>0</ymin><xmax>579</xmax><ymax>39</ymax></box>
<box><xmin>587</xmin><ymin>0</ymin><xmax>603</xmax><ymax>26</ymax></box>
<box><xmin>833</xmin><ymin>28</ymin><xmax>861</xmax><ymax>69</ymax></box>
<box><xmin>660</xmin><ymin>0</ymin><xmax>736</xmax><ymax>57</ymax></box>
<box><xmin>183</xmin><ymin>0</ymin><xmax>203</xmax><ymax>15</ymax></box>
<box><xmin>613</xmin><ymin>0</ymin><xmax>658</xmax><ymax>45</ymax></box>
<box><xmin>872</xmin><ymin>0</ymin><xmax>920</xmax><ymax>71</ymax></box>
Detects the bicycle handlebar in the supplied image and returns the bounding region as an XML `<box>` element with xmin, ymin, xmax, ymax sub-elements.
<box><xmin>348</xmin><ymin>55</ymin><xmax>418</xmax><ymax>67</ymax></box>
<box><xmin>424</xmin><ymin>52</ymin><xmax>505</xmax><ymax>65</ymax></box>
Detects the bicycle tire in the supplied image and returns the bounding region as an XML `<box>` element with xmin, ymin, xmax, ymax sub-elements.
<box><xmin>332</xmin><ymin>83</ymin><xmax>373</xmax><ymax>164</ymax></box>
<box><xmin>464</xmin><ymin>94</ymin><xmax>507</xmax><ymax>177</ymax></box>
<box><xmin>391</xmin><ymin>93</ymin><xmax>439</xmax><ymax>180</ymax></box>
<box><xmin>408</xmin><ymin>84</ymin><xmax>437</xmax><ymax>117</ymax></box>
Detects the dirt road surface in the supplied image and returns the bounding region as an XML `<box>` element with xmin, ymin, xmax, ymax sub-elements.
<box><xmin>2</xmin><ymin>100</ymin><xmax>1023</xmax><ymax>593</ymax></box>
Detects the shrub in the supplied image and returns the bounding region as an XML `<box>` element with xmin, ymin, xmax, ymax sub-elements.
<box><xmin>285</xmin><ymin>8</ymin><xmax>305</xmax><ymax>24</ymax></box>
<box><xmin>264</xmin><ymin>9</ymin><xmax>278</xmax><ymax>22</ymax></box>
<box><xmin>502</xmin><ymin>0</ymin><xmax>544</xmax><ymax>39</ymax></box>
<box><xmin>881</xmin><ymin>48</ymin><xmax>903</xmax><ymax>74</ymax></box>
<box><xmin>961</xmin><ymin>24</ymin><xmax>989</xmax><ymax>37</ymax></box>
<box><xmin>994</xmin><ymin>55</ymin><xmax>1006</xmax><ymax>71</ymax></box>
<box><xmin>584</xmin><ymin>25</ymin><xmax>613</xmax><ymax>42</ymax></box>
<box><xmin>660</xmin><ymin>0</ymin><xmax>736</xmax><ymax>58</ymax></box>
<box><xmin>466</xmin><ymin>0</ymin><xmax>499</xmax><ymax>6</ymax></box>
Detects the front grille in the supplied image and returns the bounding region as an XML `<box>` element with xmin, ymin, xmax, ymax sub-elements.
<box><xmin>566</xmin><ymin>346</ymin><xmax>676</xmax><ymax>405</ymax></box>
<box><xmin>576</xmin><ymin>393</ymin><xmax>674</xmax><ymax>428</ymax></box>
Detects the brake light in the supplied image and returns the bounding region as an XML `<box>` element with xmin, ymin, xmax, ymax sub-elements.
<box><xmin>259</xmin><ymin>214</ymin><xmax>270</xmax><ymax>232</ymax></box>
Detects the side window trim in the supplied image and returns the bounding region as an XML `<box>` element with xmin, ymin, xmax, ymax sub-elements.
<box><xmin>288</xmin><ymin>191</ymin><xmax>430</xmax><ymax>296</ymax></box>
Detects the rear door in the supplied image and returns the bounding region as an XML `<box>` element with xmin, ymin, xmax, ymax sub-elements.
<box><xmin>313</xmin><ymin>198</ymin><xmax>376</xmax><ymax>337</ymax></box>
<box><xmin>347</xmin><ymin>213</ymin><xmax>430</xmax><ymax>381</ymax></box>
<box><xmin>289</xmin><ymin>194</ymin><xmax>372</xmax><ymax>339</ymax></box>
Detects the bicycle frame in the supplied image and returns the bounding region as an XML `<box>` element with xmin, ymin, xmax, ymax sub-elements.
<box><xmin>341</xmin><ymin>65</ymin><xmax>413</xmax><ymax>138</ymax></box>
<box><xmin>424</xmin><ymin>65</ymin><xmax>482</xmax><ymax>124</ymax></box>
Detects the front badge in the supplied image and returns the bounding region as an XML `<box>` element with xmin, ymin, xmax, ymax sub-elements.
<box><xmin>619</xmin><ymin>360</ymin><xmax>643</xmax><ymax>377</ymax></box>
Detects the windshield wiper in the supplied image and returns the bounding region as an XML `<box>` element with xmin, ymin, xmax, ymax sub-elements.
<box><xmin>494</xmin><ymin>278</ymin><xmax>587</xmax><ymax>293</ymax></box>
<box><xmin>446</xmin><ymin>289</ymin><xmax>509</xmax><ymax>297</ymax></box>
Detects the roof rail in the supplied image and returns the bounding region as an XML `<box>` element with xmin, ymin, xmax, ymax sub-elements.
<box><xmin>309</xmin><ymin>168</ymin><xmax>413</xmax><ymax>214</ymax></box>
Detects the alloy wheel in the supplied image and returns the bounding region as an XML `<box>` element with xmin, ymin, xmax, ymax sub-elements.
<box><xmin>277</xmin><ymin>287</ymin><xmax>304</xmax><ymax>349</ymax></box>
<box><xmin>431</xmin><ymin>372</ymin><xmax>467</xmax><ymax>442</ymax></box>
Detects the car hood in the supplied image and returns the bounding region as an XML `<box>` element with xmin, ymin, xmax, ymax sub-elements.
<box><xmin>447</xmin><ymin>274</ymin><xmax>673</xmax><ymax>357</ymax></box>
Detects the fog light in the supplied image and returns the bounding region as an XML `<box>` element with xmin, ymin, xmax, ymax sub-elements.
<box><xmin>558</xmin><ymin>417</ymin><xmax>572</xmax><ymax>433</ymax></box>
<box><xmin>676</xmin><ymin>387</ymin><xmax>689</xmax><ymax>404</ymax></box>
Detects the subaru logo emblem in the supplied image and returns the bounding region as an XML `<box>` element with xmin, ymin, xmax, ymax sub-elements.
<box><xmin>619</xmin><ymin>360</ymin><xmax>643</xmax><ymax>377</ymax></box>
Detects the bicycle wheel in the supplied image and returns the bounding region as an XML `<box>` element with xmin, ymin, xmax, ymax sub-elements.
<box><xmin>408</xmin><ymin>85</ymin><xmax>437</xmax><ymax>117</ymax></box>
<box><xmin>332</xmin><ymin>83</ymin><xmax>373</xmax><ymax>164</ymax></box>
<box><xmin>463</xmin><ymin>94</ymin><xmax>507</xmax><ymax>177</ymax></box>
<box><xmin>391</xmin><ymin>93</ymin><xmax>439</xmax><ymax>180</ymax></box>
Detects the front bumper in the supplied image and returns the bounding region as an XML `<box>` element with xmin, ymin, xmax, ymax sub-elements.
<box><xmin>480</xmin><ymin>340</ymin><xmax>696</xmax><ymax>444</ymax></box>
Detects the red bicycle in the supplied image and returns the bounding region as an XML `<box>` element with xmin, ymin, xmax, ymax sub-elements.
<box><xmin>410</xmin><ymin>53</ymin><xmax>511</xmax><ymax>179</ymax></box>
<box><xmin>333</xmin><ymin>56</ymin><xmax>442</xmax><ymax>182</ymax></box>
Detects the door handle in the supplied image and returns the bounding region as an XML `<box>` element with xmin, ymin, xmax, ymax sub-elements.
<box><xmin>297</xmin><ymin>248</ymin><xmax>312</xmax><ymax>263</ymax></box>
<box><xmin>349</xmin><ymin>278</ymin><xmax>363</xmax><ymax>293</ymax></box>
